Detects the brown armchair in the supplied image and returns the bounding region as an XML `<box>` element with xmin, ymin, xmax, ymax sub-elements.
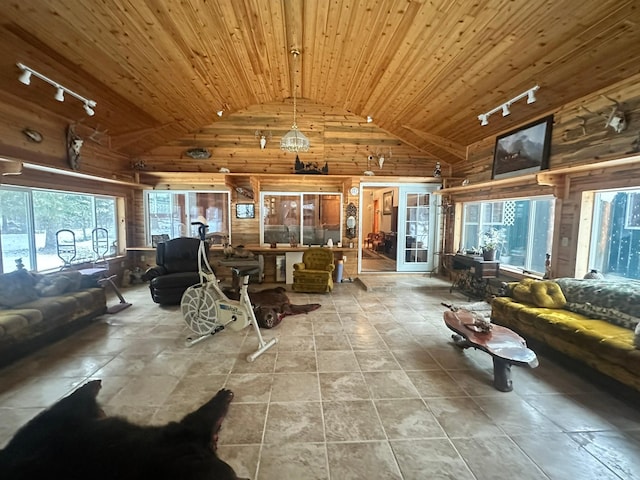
<box><xmin>292</xmin><ymin>247</ymin><xmax>335</xmax><ymax>293</ymax></box>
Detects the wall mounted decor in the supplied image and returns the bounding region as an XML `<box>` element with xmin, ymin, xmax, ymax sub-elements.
<box><xmin>383</xmin><ymin>191</ymin><xmax>393</xmax><ymax>215</ymax></box>
<box><xmin>492</xmin><ymin>115</ymin><xmax>553</xmax><ymax>180</ymax></box>
<box><xmin>236</xmin><ymin>203</ymin><xmax>255</xmax><ymax>219</ymax></box>
<box><xmin>185</xmin><ymin>148</ymin><xmax>211</xmax><ymax>159</ymax></box>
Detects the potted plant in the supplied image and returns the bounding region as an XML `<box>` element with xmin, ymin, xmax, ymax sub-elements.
<box><xmin>480</xmin><ymin>228</ymin><xmax>505</xmax><ymax>261</ymax></box>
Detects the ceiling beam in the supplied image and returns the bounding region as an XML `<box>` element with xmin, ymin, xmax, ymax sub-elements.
<box><xmin>401</xmin><ymin>125</ymin><xmax>466</xmax><ymax>160</ymax></box>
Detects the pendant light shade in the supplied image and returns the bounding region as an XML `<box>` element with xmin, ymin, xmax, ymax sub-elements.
<box><xmin>281</xmin><ymin>49</ymin><xmax>310</xmax><ymax>153</ymax></box>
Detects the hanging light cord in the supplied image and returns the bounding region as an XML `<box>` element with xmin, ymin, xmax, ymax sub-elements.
<box><xmin>291</xmin><ymin>49</ymin><xmax>300</xmax><ymax>129</ymax></box>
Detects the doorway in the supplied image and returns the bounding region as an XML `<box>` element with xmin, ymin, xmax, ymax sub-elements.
<box><xmin>360</xmin><ymin>183</ymin><xmax>440</xmax><ymax>274</ymax></box>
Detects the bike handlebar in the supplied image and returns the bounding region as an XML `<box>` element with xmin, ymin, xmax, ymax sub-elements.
<box><xmin>191</xmin><ymin>221</ymin><xmax>208</xmax><ymax>241</ymax></box>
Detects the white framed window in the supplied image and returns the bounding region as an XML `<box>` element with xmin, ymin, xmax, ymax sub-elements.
<box><xmin>1</xmin><ymin>186</ymin><xmax>119</xmax><ymax>273</ymax></box>
<box><xmin>261</xmin><ymin>192</ymin><xmax>342</xmax><ymax>246</ymax></box>
<box><xmin>588</xmin><ymin>188</ymin><xmax>640</xmax><ymax>279</ymax></box>
<box><xmin>461</xmin><ymin>196</ymin><xmax>554</xmax><ymax>274</ymax></box>
<box><xmin>145</xmin><ymin>190</ymin><xmax>230</xmax><ymax>245</ymax></box>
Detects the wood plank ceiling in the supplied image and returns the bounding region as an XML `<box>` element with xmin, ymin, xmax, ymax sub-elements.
<box><xmin>0</xmin><ymin>0</ymin><xmax>639</xmax><ymax>174</ymax></box>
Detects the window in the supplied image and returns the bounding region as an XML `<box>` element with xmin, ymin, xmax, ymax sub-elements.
<box><xmin>0</xmin><ymin>186</ymin><xmax>119</xmax><ymax>273</ymax></box>
<box><xmin>145</xmin><ymin>191</ymin><xmax>230</xmax><ymax>244</ymax></box>
<box><xmin>461</xmin><ymin>196</ymin><xmax>554</xmax><ymax>274</ymax></box>
<box><xmin>261</xmin><ymin>193</ymin><xmax>342</xmax><ymax>246</ymax></box>
<box><xmin>588</xmin><ymin>188</ymin><xmax>640</xmax><ymax>279</ymax></box>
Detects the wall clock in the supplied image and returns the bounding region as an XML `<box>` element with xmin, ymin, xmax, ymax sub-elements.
<box><xmin>349</xmin><ymin>186</ymin><xmax>359</xmax><ymax>195</ymax></box>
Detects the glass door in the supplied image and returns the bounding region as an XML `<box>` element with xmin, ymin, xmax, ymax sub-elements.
<box><xmin>397</xmin><ymin>185</ymin><xmax>438</xmax><ymax>272</ymax></box>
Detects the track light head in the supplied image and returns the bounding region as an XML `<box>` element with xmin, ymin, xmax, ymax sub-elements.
<box><xmin>502</xmin><ymin>104</ymin><xmax>510</xmax><ymax>116</ymax></box>
<box><xmin>55</xmin><ymin>87</ymin><xmax>65</xmax><ymax>102</ymax></box>
<box><xmin>478</xmin><ymin>114</ymin><xmax>489</xmax><ymax>126</ymax></box>
<box><xmin>19</xmin><ymin>69</ymin><xmax>32</xmax><ymax>85</ymax></box>
<box><xmin>527</xmin><ymin>89</ymin><xmax>537</xmax><ymax>104</ymax></box>
<box><xmin>83</xmin><ymin>102</ymin><xmax>95</xmax><ymax>116</ymax></box>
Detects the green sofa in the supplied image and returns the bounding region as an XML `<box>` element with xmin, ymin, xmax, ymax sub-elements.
<box><xmin>491</xmin><ymin>277</ymin><xmax>640</xmax><ymax>391</ymax></box>
<box><xmin>0</xmin><ymin>269</ymin><xmax>106</xmax><ymax>367</ymax></box>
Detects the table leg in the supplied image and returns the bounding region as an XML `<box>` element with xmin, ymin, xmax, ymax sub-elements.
<box><xmin>451</xmin><ymin>334</ymin><xmax>471</xmax><ymax>349</ymax></box>
<box><xmin>492</xmin><ymin>357</ymin><xmax>513</xmax><ymax>392</ymax></box>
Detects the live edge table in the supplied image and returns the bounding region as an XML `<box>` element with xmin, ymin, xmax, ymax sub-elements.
<box><xmin>443</xmin><ymin>309</ymin><xmax>538</xmax><ymax>392</ymax></box>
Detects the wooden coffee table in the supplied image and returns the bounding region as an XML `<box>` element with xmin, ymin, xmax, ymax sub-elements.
<box><xmin>443</xmin><ymin>309</ymin><xmax>538</xmax><ymax>392</ymax></box>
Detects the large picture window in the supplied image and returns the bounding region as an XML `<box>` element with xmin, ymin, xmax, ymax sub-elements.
<box><xmin>145</xmin><ymin>191</ymin><xmax>230</xmax><ymax>245</ymax></box>
<box><xmin>0</xmin><ymin>186</ymin><xmax>118</xmax><ymax>273</ymax></box>
<box><xmin>261</xmin><ymin>193</ymin><xmax>342</xmax><ymax>246</ymax></box>
<box><xmin>588</xmin><ymin>188</ymin><xmax>640</xmax><ymax>279</ymax></box>
<box><xmin>461</xmin><ymin>196</ymin><xmax>554</xmax><ymax>274</ymax></box>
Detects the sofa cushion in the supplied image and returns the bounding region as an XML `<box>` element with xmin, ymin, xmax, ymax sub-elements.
<box><xmin>530</xmin><ymin>281</ymin><xmax>566</xmax><ymax>308</ymax></box>
<box><xmin>565</xmin><ymin>302</ymin><xmax>640</xmax><ymax>330</ymax></box>
<box><xmin>0</xmin><ymin>270</ymin><xmax>39</xmax><ymax>307</ymax></box>
<box><xmin>512</xmin><ymin>279</ymin><xmax>566</xmax><ymax>308</ymax></box>
<box><xmin>33</xmin><ymin>271</ymin><xmax>83</xmax><ymax>297</ymax></box>
<box><xmin>555</xmin><ymin>278</ymin><xmax>640</xmax><ymax>319</ymax></box>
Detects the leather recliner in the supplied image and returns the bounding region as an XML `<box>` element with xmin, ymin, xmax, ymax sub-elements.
<box><xmin>143</xmin><ymin>237</ymin><xmax>203</xmax><ymax>305</ymax></box>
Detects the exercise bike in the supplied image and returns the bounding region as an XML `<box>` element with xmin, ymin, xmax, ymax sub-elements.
<box><xmin>181</xmin><ymin>222</ymin><xmax>278</xmax><ymax>362</ymax></box>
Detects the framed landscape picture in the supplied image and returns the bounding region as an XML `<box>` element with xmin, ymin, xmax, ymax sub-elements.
<box><xmin>236</xmin><ymin>203</ymin><xmax>255</xmax><ymax>219</ymax></box>
<box><xmin>492</xmin><ymin>115</ymin><xmax>553</xmax><ymax>180</ymax></box>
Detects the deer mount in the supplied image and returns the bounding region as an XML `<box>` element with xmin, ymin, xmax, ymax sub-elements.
<box><xmin>581</xmin><ymin>96</ymin><xmax>628</xmax><ymax>134</ymax></box>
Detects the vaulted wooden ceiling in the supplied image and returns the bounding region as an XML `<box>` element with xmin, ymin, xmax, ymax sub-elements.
<box><xmin>1</xmin><ymin>0</ymin><xmax>639</xmax><ymax>171</ymax></box>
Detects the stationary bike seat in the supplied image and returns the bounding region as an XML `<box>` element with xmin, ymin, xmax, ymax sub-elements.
<box><xmin>232</xmin><ymin>266</ymin><xmax>260</xmax><ymax>278</ymax></box>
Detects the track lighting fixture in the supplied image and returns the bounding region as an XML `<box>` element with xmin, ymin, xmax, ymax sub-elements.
<box><xmin>17</xmin><ymin>63</ymin><xmax>97</xmax><ymax>116</ymax></box>
<box><xmin>19</xmin><ymin>69</ymin><xmax>32</xmax><ymax>85</ymax></box>
<box><xmin>478</xmin><ymin>85</ymin><xmax>539</xmax><ymax>126</ymax></box>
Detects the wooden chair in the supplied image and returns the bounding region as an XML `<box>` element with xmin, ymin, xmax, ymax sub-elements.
<box><xmin>292</xmin><ymin>247</ymin><xmax>335</xmax><ymax>293</ymax></box>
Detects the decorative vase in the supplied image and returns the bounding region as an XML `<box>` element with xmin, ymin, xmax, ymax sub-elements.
<box><xmin>584</xmin><ymin>269</ymin><xmax>604</xmax><ymax>279</ymax></box>
<box><xmin>482</xmin><ymin>248</ymin><xmax>496</xmax><ymax>261</ymax></box>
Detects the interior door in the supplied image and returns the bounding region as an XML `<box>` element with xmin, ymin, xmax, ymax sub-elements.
<box><xmin>397</xmin><ymin>185</ymin><xmax>438</xmax><ymax>272</ymax></box>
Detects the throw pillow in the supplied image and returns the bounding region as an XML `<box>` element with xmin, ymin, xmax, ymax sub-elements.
<box><xmin>530</xmin><ymin>280</ymin><xmax>566</xmax><ymax>308</ymax></box>
<box><xmin>512</xmin><ymin>278</ymin><xmax>536</xmax><ymax>304</ymax></box>
<box><xmin>635</xmin><ymin>322</ymin><xmax>640</xmax><ymax>349</ymax></box>
<box><xmin>0</xmin><ymin>270</ymin><xmax>39</xmax><ymax>307</ymax></box>
<box><xmin>35</xmin><ymin>275</ymin><xmax>72</xmax><ymax>297</ymax></box>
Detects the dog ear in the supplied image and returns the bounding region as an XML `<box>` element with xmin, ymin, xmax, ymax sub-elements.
<box><xmin>179</xmin><ymin>388</ymin><xmax>234</xmax><ymax>451</ymax></box>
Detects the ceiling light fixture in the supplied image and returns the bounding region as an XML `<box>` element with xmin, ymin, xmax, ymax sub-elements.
<box><xmin>216</xmin><ymin>110</ymin><xmax>224</xmax><ymax>117</ymax></box>
<box><xmin>281</xmin><ymin>49</ymin><xmax>310</xmax><ymax>153</ymax></box>
<box><xmin>478</xmin><ymin>85</ymin><xmax>539</xmax><ymax>126</ymax></box>
<box><xmin>17</xmin><ymin>63</ymin><xmax>97</xmax><ymax>116</ymax></box>
<box><xmin>366</xmin><ymin>116</ymin><xmax>373</xmax><ymax>123</ymax></box>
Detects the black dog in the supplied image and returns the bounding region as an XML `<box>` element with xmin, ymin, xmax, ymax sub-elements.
<box><xmin>0</xmin><ymin>380</ymin><xmax>246</xmax><ymax>479</ymax></box>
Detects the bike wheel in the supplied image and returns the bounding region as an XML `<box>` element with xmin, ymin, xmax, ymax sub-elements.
<box><xmin>181</xmin><ymin>285</ymin><xmax>219</xmax><ymax>335</ymax></box>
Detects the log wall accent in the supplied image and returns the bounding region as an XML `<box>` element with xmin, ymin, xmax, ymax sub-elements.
<box><xmin>445</xmin><ymin>73</ymin><xmax>640</xmax><ymax>278</ymax></box>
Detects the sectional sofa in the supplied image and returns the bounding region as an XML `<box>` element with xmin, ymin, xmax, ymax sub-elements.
<box><xmin>0</xmin><ymin>269</ymin><xmax>106</xmax><ymax>367</ymax></box>
<box><xmin>491</xmin><ymin>277</ymin><xmax>640</xmax><ymax>391</ymax></box>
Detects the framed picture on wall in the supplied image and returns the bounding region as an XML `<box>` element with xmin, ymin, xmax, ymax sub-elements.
<box><xmin>383</xmin><ymin>191</ymin><xmax>393</xmax><ymax>215</ymax></box>
<box><xmin>236</xmin><ymin>203</ymin><xmax>255</xmax><ymax>219</ymax></box>
<box><xmin>492</xmin><ymin>115</ymin><xmax>553</xmax><ymax>180</ymax></box>
<box><xmin>151</xmin><ymin>234</ymin><xmax>169</xmax><ymax>247</ymax></box>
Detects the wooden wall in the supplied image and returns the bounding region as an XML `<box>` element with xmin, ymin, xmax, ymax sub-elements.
<box><xmin>137</xmin><ymin>100</ymin><xmax>441</xmax><ymax>176</ymax></box>
<box><xmin>446</xmin><ymin>72</ymin><xmax>640</xmax><ymax>278</ymax></box>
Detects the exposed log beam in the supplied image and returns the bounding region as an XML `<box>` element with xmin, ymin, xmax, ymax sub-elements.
<box><xmin>401</xmin><ymin>125</ymin><xmax>466</xmax><ymax>160</ymax></box>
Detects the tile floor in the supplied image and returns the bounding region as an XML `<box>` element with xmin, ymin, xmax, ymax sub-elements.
<box><xmin>1</xmin><ymin>277</ymin><xmax>640</xmax><ymax>479</ymax></box>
